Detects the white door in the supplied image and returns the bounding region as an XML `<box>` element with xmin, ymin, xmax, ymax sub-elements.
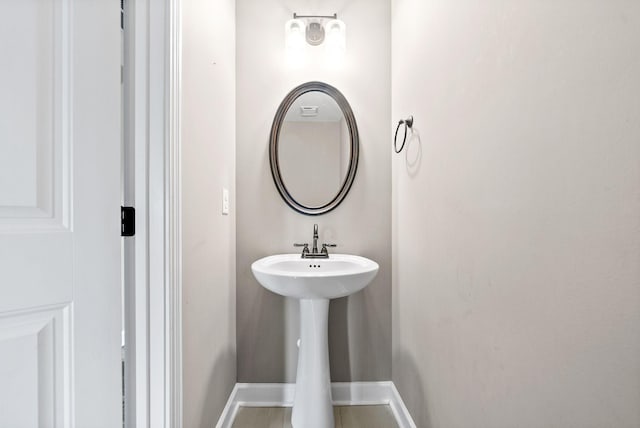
<box><xmin>0</xmin><ymin>1</ymin><xmax>122</xmax><ymax>427</ymax></box>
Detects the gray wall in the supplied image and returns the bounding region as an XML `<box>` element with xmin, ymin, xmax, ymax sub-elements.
<box><xmin>181</xmin><ymin>0</ymin><xmax>236</xmax><ymax>425</ymax></box>
<box><xmin>236</xmin><ymin>0</ymin><xmax>391</xmax><ymax>382</ymax></box>
<box><xmin>391</xmin><ymin>1</ymin><xmax>640</xmax><ymax>427</ymax></box>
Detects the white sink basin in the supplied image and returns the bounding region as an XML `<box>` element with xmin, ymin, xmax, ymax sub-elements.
<box><xmin>251</xmin><ymin>253</ymin><xmax>379</xmax><ymax>300</ymax></box>
<box><xmin>251</xmin><ymin>253</ymin><xmax>379</xmax><ymax>428</ymax></box>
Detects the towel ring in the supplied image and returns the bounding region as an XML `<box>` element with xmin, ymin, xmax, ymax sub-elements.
<box><xmin>394</xmin><ymin>116</ymin><xmax>413</xmax><ymax>153</ymax></box>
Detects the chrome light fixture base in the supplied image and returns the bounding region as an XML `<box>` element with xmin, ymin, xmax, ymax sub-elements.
<box><xmin>305</xmin><ymin>21</ymin><xmax>325</xmax><ymax>45</ymax></box>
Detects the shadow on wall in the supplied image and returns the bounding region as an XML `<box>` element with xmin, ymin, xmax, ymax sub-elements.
<box><xmin>329</xmin><ymin>296</ymin><xmax>351</xmax><ymax>381</ymax></box>
<box><xmin>196</xmin><ymin>348</ymin><xmax>236</xmax><ymax>428</ymax></box>
<box><xmin>393</xmin><ymin>349</ymin><xmax>431</xmax><ymax>428</ymax></box>
<box><xmin>405</xmin><ymin>128</ymin><xmax>422</xmax><ymax>178</ymax></box>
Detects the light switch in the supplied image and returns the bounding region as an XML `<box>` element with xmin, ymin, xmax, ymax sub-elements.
<box><xmin>222</xmin><ymin>188</ymin><xmax>229</xmax><ymax>215</ymax></box>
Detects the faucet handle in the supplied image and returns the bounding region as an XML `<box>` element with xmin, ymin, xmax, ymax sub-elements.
<box><xmin>321</xmin><ymin>243</ymin><xmax>336</xmax><ymax>255</ymax></box>
<box><xmin>294</xmin><ymin>243</ymin><xmax>309</xmax><ymax>258</ymax></box>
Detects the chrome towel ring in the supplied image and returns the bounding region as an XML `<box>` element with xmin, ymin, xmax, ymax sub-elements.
<box><xmin>394</xmin><ymin>116</ymin><xmax>413</xmax><ymax>153</ymax></box>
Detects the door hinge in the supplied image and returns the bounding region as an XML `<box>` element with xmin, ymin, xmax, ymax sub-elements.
<box><xmin>121</xmin><ymin>206</ymin><xmax>135</xmax><ymax>237</ymax></box>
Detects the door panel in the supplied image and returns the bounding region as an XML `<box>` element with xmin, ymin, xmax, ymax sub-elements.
<box><xmin>0</xmin><ymin>305</ymin><xmax>69</xmax><ymax>427</ymax></box>
<box><xmin>0</xmin><ymin>0</ymin><xmax>68</xmax><ymax>227</ymax></box>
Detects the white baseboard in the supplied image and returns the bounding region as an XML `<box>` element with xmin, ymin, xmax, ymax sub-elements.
<box><xmin>215</xmin><ymin>382</ymin><xmax>416</xmax><ymax>428</ymax></box>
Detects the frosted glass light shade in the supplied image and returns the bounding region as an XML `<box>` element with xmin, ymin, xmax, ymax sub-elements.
<box><xmin>285</xmin><ymin>19</ymin><xmax>306</xmax><ymax>50</ymax></box>
<box><xmin>324</xmin><ymin>19</ymin><xmax>346</xmax><ymax>54</ymax></box>
<box><xmin>324</xmin><ymin>19</ymin><xmax>346</xmax><ymax>65</ymax></box>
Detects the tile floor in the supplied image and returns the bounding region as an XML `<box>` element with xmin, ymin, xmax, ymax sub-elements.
<box><xmin>231</xmin><ymin>405</ymin><xmax>399</xmax><ymax>428</ymax></box>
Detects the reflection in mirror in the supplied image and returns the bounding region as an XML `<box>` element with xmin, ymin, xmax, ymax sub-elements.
<box><xmin>278</xmin><ymin>91</ymin><xmax>350</xmax><ymax>208</ymax></box>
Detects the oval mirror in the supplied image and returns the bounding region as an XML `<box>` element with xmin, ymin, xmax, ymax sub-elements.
<box><xmin>270</xmin><ymin>81</ymin><xmax>359</xmax><ymax>215</ymax></box>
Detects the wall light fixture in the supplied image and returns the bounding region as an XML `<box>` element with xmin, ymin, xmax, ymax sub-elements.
<box><xmin>285</xmin><ymin>13</ymin><xmax>346</xmax><ymax>65</ymax></box>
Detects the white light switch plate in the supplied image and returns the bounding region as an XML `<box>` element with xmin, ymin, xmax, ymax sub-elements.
<box><xmin>222</xmin><ymin>188</ymin><xmax>229</xmax><ymax>215</ymax></box>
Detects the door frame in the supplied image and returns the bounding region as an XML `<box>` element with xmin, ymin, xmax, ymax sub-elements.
<box><xmin>123</xmin><ymin>0</ymin><xmax>182</xmax><ymax>426</ymax></box>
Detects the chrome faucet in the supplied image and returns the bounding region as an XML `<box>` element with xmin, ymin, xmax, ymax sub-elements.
<box><xmin>312</xmin><ymin>224</ymin><xmax>319</xmax><ymax>254</ymax></box>
<box><xmin>294</xmin><ymin>224</ymin><xmax>336</xmax><ymax>259</ymax></box>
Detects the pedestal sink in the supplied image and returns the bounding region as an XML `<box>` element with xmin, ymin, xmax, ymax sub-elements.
<box><xmin>251</xmin><ymin>254</ymin><xmax>379</xmax><ymax>428</ymax></box>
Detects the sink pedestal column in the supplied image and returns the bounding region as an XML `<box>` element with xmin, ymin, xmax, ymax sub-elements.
<box><xmin>291</xmin><ymin>298</ymin><xmax>333</xmax><ymax>428</ymax></box>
